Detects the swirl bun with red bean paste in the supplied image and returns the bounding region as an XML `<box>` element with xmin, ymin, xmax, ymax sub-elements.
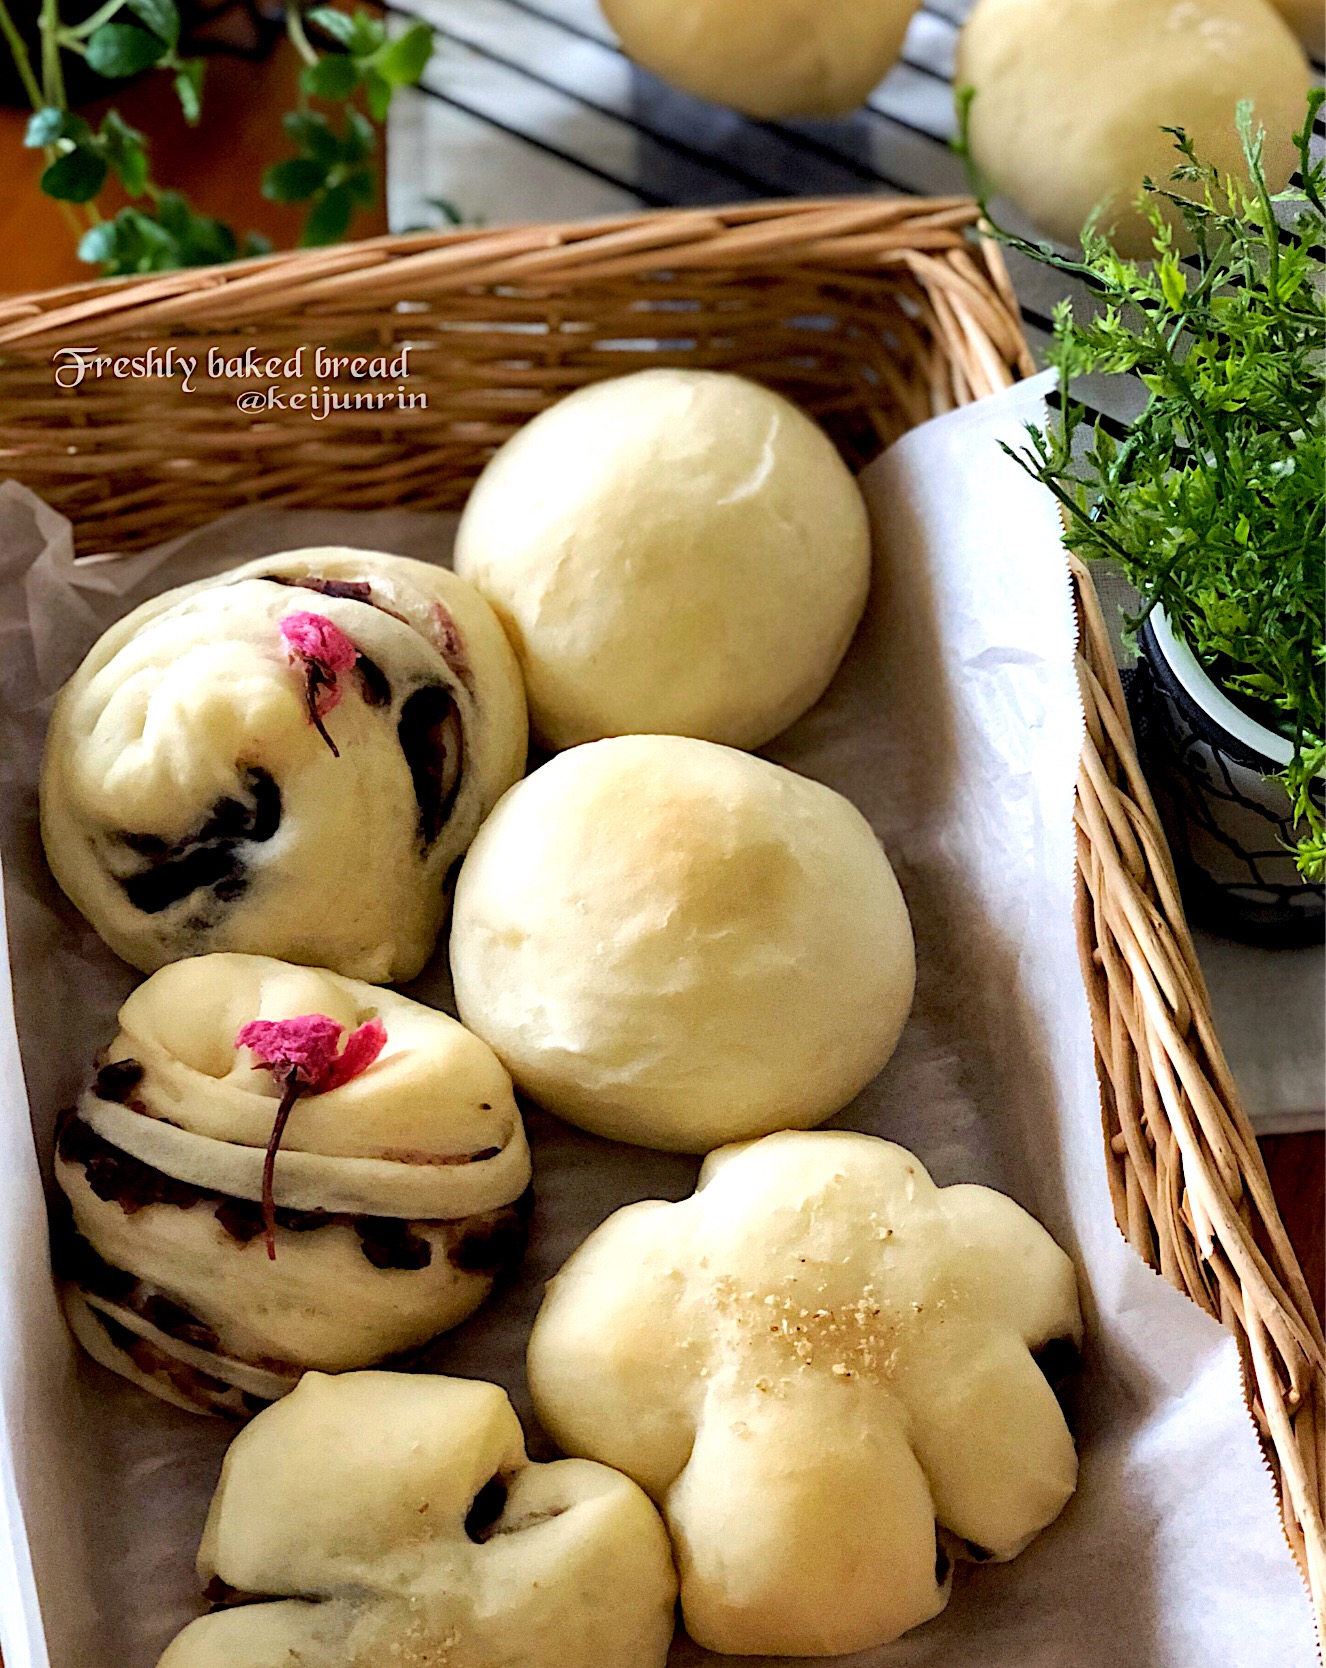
<box><xmin>40</xmin><ymin>548</ymin><xmax>527</xmax><ymax>984</ymax></box>
<box><xmin>53</xmin><ymin>954</ymin><xmax>533</xmax><ymax>1417</ymax></box>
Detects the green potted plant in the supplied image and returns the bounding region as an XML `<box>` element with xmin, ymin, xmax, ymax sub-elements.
<box><xmin>0</xmin><ymin>0</ymin><xmax>435</xmax><ymax>269</ymax></box>
<box><xmin>962</xmin><ymin>92</ymin><xmax>1324</xmax><ymax>946</ymax></box>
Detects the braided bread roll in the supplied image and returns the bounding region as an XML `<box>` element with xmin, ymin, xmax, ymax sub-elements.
<box><xmin>54</xmin><ymin>954</ymin><xmax>533</xmax><ymax>1417</ymax></box>
<box><xmin>41</xmin><ymin>548</ymin><xmax>527</xmax><ymax>983</ymax></box>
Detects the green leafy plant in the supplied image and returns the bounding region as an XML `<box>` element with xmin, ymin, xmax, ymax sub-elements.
<box><xmin>0</xmin><ymin>0</ymin><xmax>434</xmax><ymax>273</ymax></box>
<box><xmin>957</xmin><ymin>90</ymin><xmax>1326</xmax><ymax>879</ymax></box>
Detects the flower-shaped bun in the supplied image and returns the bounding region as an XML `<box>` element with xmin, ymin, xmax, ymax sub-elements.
<box><xmin>158</xmin><ymin>1372</ymin><xmax>678</xmax><ymax>1668</ymax></box>
<box><xmin>41</xmin><ymin>547</ymin><xmax>527</xmax><ymax>983</ymax></box>
<box><xmin>527</xmin><ymin>1130</ymin><xmax>1081</xmax><ymax>1656</ymax></box>
<box><xmin>55</xmin><ymin>954</ymin><xmax>532</xmax><ymax>1416</ymax></box>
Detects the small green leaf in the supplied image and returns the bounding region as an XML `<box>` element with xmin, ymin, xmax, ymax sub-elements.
<box><xmin>1157</xmin><ymin>255</ymin><xmax>1187</xmax><ymax>311</ymax></box>
<box><xmin>363</xmin><ymin>69</ymin><xmax>392</xmax><ymax>123</ymax></box>
<box><xmin>345</xmin><ymin>165</ymin><xmax>375</xmax><ymax>207</ymax></box>
<box><xmin>262</xmin><ymin>156</ymin><xmax>329</xmax><ymax>203</ymax></box>
<box><xmin>103</xmin><ymin>205</ymin><xmax>182</xmax><ymax>273</ymax></box>
<box><xmin>154</xmin><ymin>190</ymin><xmax>192</xmax><ymax>236</ymax></box>
<box><xmin>371</xmin><ymin>22</ymin><xmax>432</xmax><ymax>86</ymax></box>
<box><xmin>126</xmin><ymin>0</ymin><xmax>179</xmax><ymax>46</ymax></box>
<box><xmin>143</xmin><ymin>192</ymin><xmax>238</xmax><ymax>265</ymax></box>
<box><xmin>178</xmin><ymin>213</ymin><xmax>238</xmax><ymax>265</ymax></box>
<box><xmin>282</xmin><ymin>110</ymin><xmax>342</xmax><ymax>165</ymax></box>
<box><xmin>77</xmin><ymin>221</ymin><xmax>120</xmax><ymax>265</ymax></box>
<box><xmin>301</xmin><ymin>52</ymin><xmax>360</xmax><ymax>100</ymax></box>
<box><xmin>345</xmin><ymin>10</ymin><xmax>385</xmax><ymax>55</ymax></box>
<box><xmin>99</xmin><ymin>110</ymin><xmax>150</xmax><ymax>196</ymax></box>
<box><xmin>25</xmin><ymin>107</ymin><xmax>86</xmax><ymax>148</ymax></box>
<box><xmin>340</xmin><ymin>108</ymin><xmax>375</xmax><ymax>164</ymax></box>
<box><xmin>242</xmin><ymin>231</ymin><xmax>274</xmax><ymax>258</ymax></box>
<box><xmin>86</xmin><ymin>21</ymin><xmax>168</xmax><ymax>77</ymax></box>
<box><xmin>174</xmin><ymin>59</ymin><xmax>205</xmax><ymax>125</ymax></box>
<box><xmin>306</xmin><ymin>5</ymin><xmax>357</xmax><ymax>46</ymax></box>
<box><xmin>301</xmin><ymin>180</ymin><xmax>354</xmax><ymax>246</ymax></box>
<box><xmin>40</xmin><ymin>147</ymin><xmax>109</xmax><ymax>202</ymax></box>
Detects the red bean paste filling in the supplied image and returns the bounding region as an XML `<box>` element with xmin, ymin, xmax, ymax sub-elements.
<box><xmin>56</xmin><ymin>1104</ymin><xmax>533</xmax><ymax>1276</ymax></box>
<box><xmin>1031</xmin><ymin>1335</ymin><xmax>1080</xmax><ymax>1421</ymax></box>
<box><xmin>52</xmin><ymin>1196</ymin><xmax>222</xmax><ymax>1352</ymax></box>
<box><xmin>464</xmin><ymin>1476</ymin><xmax>509</xmax><ymax>1543</ymax></box>
<box><xmin>118</xmin><ymin>766</ymin><xmax>281</xmax><ymax>916</ymax></box>
<box><xmin>88</xmin><ymin>1306</ymin><xmax>237</xmax><ymax>1404</ymax></box>
<box><xmin>397</xmin><ymin>685</ymin><xmax>464</xmax><ymax>847</ymax></box>
<box><xmin>204</xmin><ymin>1578</ymin><xmax>270</xmax><ymax>1612</ymax></box>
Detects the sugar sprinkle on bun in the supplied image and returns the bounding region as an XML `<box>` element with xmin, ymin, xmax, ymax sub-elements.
<box><xmin>528</xmin><ymin>1130</ymin><xmax>1082</xmax><ymax>1655</ymax></box>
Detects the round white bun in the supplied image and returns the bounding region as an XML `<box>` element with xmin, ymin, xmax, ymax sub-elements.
<box><xmin>453</xmin><ymin>370</ymin><xmax>871</xmax><ymax>752</ymax></box>
<box><xmin>957</xmin><ymin>0</ymin><xmax>1310</xmax><ymax>256</ymax></box>
<box><xmin>1269</xmin><ymin>0</ymin><xmax>1322</xmax><ymax>55</ymax></box>
<box><xmin>450</xmin><ymin>735</ymin><xmax>915</xmax><ymax>1153</ymax></box>
<box><xmin>600</xmin><ymin>0</ymin><xmax>922</xmax><ymax>119</ymax></box>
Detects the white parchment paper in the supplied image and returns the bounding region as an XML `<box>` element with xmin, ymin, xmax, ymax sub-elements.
<box><xmin>0</xmin><ymin>374</ymin><xmax>1315</xmax><ymax>1667</ymax></box>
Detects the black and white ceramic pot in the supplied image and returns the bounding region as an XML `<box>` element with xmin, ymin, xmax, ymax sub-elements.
<box><xmin>1131</xmin><ymin>607</ymin><xmax>1324</xmax><ymax>949</ymax></box>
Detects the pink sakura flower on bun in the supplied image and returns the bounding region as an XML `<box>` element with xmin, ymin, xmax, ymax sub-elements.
<box><xmin>280</xmin><ymin>611</ymin><xmax>361</xmax><ymax>757</ymax></box>
<box><xmin>236</xmin><ymin>1013</ymin><xmax>387</xmax><ymax>1257</ymax></box>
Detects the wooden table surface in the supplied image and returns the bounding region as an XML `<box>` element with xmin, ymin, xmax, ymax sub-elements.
<box><xmin>0</xmin><ymin>48</ymin><xmax>1321</xmax><ymax>1321</ymax></box>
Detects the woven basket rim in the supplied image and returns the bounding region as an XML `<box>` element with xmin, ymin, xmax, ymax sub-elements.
<box><xmin>0</xmin><ymin>195</ymin><xmax>1319</xmax><ymax>1642</ymax></box>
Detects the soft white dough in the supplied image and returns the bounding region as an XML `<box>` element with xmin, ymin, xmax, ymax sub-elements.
<box><xmin>104</xmin><ymin>953</ymin><xmax>524</xmax><ymax>1176</ymax></box>
<box><xmin>157</xmin><ymin>1372</ymin><xmax>679</xmax><ymax>1668</ymax></box>
<box><xmin>59</xmin><ymin>1169</ymin><xmax>497</xmax><ymax>1372</ymax></box>
<box><xmin>40</xmin><ymin>548</ymin><xmax>527</xmax><ymax>983</ymax></box>
<box><xmin>449</xmin><ymin>735</ymin><xmax>915</xmax><ymax>1153</ymax></box>
<box><xmin>54</xmin><ymin>956</ymin><xmax>532</xmax><ymax>1413</ymax></box>
<box><xmin>527</xmin><ymin>1130</ymin><xmax>1083</xmax><ymax>1656</ymax></box>
<box><xmin>601</xmin><ymin>0</ymin><xmax>922</xmax><ymax>119</ymax></box>
<box><xmin>957</xmin><ymin>0</ymin><xmax>1311</xmax><ymax>256</ymax></box>
<box><xmin>453</xmin><ymin>370</ymin><xmax>871</xmax><ymax>751</ymax></box>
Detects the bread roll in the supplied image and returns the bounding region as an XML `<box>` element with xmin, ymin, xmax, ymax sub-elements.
<box><xmin>1269</xmin><ymin>0</ymin><xmax>1323</xmax><ymax>55</ymax></box>
<box><xmin>158</xmin><ymin>1372</ymin><xmax>677</xmax><ymax>1667</ymax></box>
<box><xmin>55</xmin><ymin>954</ymin><xmax>532</xmax><ymax>1416</ymax></box>
<box><xmin>600</xmin><ymin>0</ymin><xmax>923</xmax><ymax>118</ymax></box>
<box><xmin>527</xmin><ymin>1130</ymin><xmax>1082</xmax><ymax>1655</ymax></box>
<box><xmin>41</xmin><ymin>548</ymin><xmax>527</xmax><ymax>983</ymax></box>
<box><xmin>957</xmin><ymin>0</ymin><xmax>1310</xmax><ymax>256</ymax></box>
<box><xmin>450</xmin><ymin>735</ymin><xmax>914</xmax><ymax>1152</ymax></box>
<box><xmin>453</xmin><ymin>370</ymin><xmax>870</xmax><ymax>752</ymax></box>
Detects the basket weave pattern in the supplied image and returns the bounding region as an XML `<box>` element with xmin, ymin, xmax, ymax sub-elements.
<box><xmin>0</xmin><ymin>196</ymin><xmax>1320</xmax><ymax>1637</ymax></box>
<box><xmin>0</xmin><ymin>199</ymin><xmax>1031</xmax><ymax>553</ymax></box>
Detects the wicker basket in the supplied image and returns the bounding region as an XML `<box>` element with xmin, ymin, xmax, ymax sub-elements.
<box><xmin>0</xmin><ymin>196</ymin><xmax>1321</xmax><ymax>1639</ymax></box>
